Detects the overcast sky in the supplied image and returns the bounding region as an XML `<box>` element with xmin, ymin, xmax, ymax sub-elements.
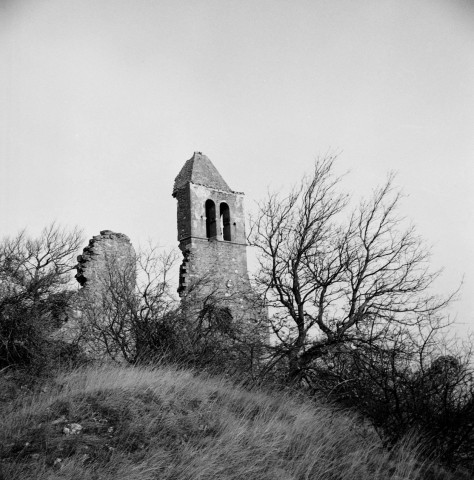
<box><xmin>1</xmin><ymin>0</ymin><xmax>473</xmax><ymax>334</ymax></box>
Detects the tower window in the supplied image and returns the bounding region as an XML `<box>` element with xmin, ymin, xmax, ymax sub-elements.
<box><xmin>220</xmin><ymin>202</ymin><xmax>231</xmax><ymax>241</ymax></box>
<box><xmin>205</xmin><ymin>199</ymin><xmax>217</xmax><ymax>238</ymax></box>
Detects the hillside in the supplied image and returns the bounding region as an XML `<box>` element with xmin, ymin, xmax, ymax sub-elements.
<box><xmin>0</xmin><ymin>365</ymin><xmax>448</xmax><ymax>480</ymax></box>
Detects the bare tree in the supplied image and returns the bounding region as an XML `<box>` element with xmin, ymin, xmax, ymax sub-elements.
<box><xmin>249</xmin><ymin>156</ymin><xmax>453</xmax><ymax>382</ymax></box>
<box><xmin>78</xmin><ymin>249</ymin><xmax>267</xmax><ymax>376</ymax></box>
<box><xmin>0</xmin><ymin>223</ymin><xmax>83</xmax><ymax>368</ymax></box>
<box><xmin>77</xmin><ymin>246</ymin><xmax>180</xmax><ymax>363</ymax></box>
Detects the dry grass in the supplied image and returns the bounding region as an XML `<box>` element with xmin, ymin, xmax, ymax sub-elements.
<box><xmin>0</xmin><ymin>364</ymin><xmax>436</xmax><ymax>479</ymax></box>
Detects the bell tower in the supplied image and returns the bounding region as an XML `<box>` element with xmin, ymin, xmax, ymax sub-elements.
<box><xmin>172</xmin><ymin>152</ymin><xmax>251</xmax><ymax>303</ymax></box>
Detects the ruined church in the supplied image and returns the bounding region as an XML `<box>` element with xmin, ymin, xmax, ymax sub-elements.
<box><xmin>74</xmin><ymin>152</ymin><xmax>258</xmax><ymax>322</ymax></box>
<box><xmin>173</xmin><ymin>152</ymin><xmax>256</xmax><ymax>318</ymax></box>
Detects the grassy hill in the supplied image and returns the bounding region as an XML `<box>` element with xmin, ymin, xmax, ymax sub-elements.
<box><xmin>0</xmin><ymin>365</ymin><xmax>452</xmax><ymax>480</ymax></box>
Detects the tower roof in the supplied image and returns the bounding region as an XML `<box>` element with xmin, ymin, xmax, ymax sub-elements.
<box><xmin>173</xmin><ymin>152</ymin><xmax>232</xmax><ymax>195</ymax></box>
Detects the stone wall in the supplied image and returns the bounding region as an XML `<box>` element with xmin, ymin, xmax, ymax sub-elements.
<box><xmin>65</xmin><ymin>230</ymin><xmax>137</xmax><ymax>360</ymax></box>
<box><xmin>176</xmin><ymin>182</ymin><xmax>250</xmax><ymax>298</ymax></box>
<box><xmin>173</xmin><ymin>153</ymin><xmax>266</xmax><ymax>325</ymax></box>
<box><xmin>75</xmin><ymin>230</ymin><xmax>136</xmax><ymax>295</ymax></box>
<box><xmin>175</xmin><ymin>181</ymin><xmax>260</xmax><ymax>323</ymax></box>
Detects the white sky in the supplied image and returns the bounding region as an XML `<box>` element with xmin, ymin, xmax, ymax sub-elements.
<box><xmin>1</xmin><ymin>0</ymin><xmax>473</xmax><ymax>335</ymax></box>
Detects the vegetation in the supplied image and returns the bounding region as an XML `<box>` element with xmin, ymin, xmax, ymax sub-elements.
<box><xmin>76</xmin><ymin>251</ymin><xmax>267</xmax><ymax>377</ymax></box>
<box><xmin>0</xmin><ymin>364</ymin><xmax>439</xmax><ymax>480</ymax></box>
<box><xmin>249</xmin><ymin>156</ymin><xmax>452</xmax><ymax>384</ymax></box>
<box><xmin>249</xmin><ymin>157</ymin><xmax>474</xmax><ymax>470</ymax></box>
<box><xmin>1</xmin><ymin>157</ymin><xmax>473</xmax><ymax>476</ymax></box>
<box><xmin>0</xmin><ymin>224</ymin><xmax>84</xmax><ymax>371</ymax></box>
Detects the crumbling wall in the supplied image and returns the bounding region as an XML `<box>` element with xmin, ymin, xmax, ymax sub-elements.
<box><xmin>75</xmin><ymin>230</ymin><xmax>136</xmax><ymax>293</ymax></box>
<box><xmin>69</xmin><ymin>230</ymin><xmax>137</xmax><ymax>360</ymax></box>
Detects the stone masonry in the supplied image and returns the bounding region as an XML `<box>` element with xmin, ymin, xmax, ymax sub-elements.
<box><xmin>67</xmin><ymin>230</ymin><xmax>137</xmax><ymax>359</ymax></box>
<box><xmin>75</xmin><ymin>230</ymin><xmax>136</xmax><ymax>296</ymax></box>
<box><xmin>173</xmin><ymin>152</ymin><xmax>255</xmax><ymax>318</ymax></box>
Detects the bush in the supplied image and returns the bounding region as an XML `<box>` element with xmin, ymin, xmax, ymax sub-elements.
<box><xmin>308</xmin><ymin>346</ymin><xmax>474</xmax><ymax>473</ymax></box>
<box><xmin>0</xmin><ymin>224</ymin><xmax>83</xmax><ymax>371</ymax></box>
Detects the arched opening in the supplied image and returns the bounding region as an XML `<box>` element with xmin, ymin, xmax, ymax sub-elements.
<box><xmin>220</xmin><ymin>202</ymin><xmax>231</xmax><ymax>241</ymax></box>
<box><xmin>205</xmin><ymin>199</ymin><xmax>217</xmax><ymax>238</ymax></box>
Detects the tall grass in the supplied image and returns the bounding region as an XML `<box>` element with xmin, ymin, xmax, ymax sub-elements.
<box><xmin>0</xmin><ymin>365</ymin><xmax>431</xmax><ymax>479</ymax></box>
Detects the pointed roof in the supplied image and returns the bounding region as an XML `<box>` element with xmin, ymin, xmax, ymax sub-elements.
<box><xmin>173</xmin><ymin>152</ymin><xmax>232</xmax><ymax>196</ymax></box>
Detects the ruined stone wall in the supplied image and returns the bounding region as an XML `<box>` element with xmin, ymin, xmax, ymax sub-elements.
<box><xmin>184</xmin><ymin>183</ymin><xmax>246</xmax><ymax>244</ymax></box>
<box><xmin>67</xmin><ymin>230</ymin><xmax>137</xmax><ymax>360</ymax></box>
<box><xmin>179</xmin><ymin>238</ymin><xmax>249</xmax><ymax>293</ymax></box>
<box><xmin>175</xmin><ymin>185</ymin><xmax>192</xmax><ymax>243</ymax></box>
<box><xmin>173</xmin><ymin>153</ymin><xmax>266</xmax><ymax>326</ymax></box>
<box><xmin>53</xmin><ymin>231</ymin><xmax>137</xmax><ymax>359</ymax></box>
<box><xmin>75</xmin><ymin>230</ymin><xmax>136</xmax><ymax>295</ymax></box>
<box><xmin>174</xmin><ymin>180</ymin><xmax>263</xmax><ymax>324</ymax></box>
<box><xmin>176</xmin><ymin>182</ymin><xmax>250</xmax><ymax>296</ymax></box>
<box><xmin>176</xmin><ymin>183</ymin><xmax>247</xmax><ymax>244</ymax></box>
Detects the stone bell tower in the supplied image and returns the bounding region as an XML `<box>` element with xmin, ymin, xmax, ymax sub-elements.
<box><xmin>172</xmin><ymin>152</ymin><xmax>251</xmax><ymax>309</ymax></box>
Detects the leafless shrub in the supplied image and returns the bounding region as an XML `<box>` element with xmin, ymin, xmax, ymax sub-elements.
<box><xmin>0</xmin><ymin>224</ymin><xmax>83</xmax><ymax>369</ymax></box>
